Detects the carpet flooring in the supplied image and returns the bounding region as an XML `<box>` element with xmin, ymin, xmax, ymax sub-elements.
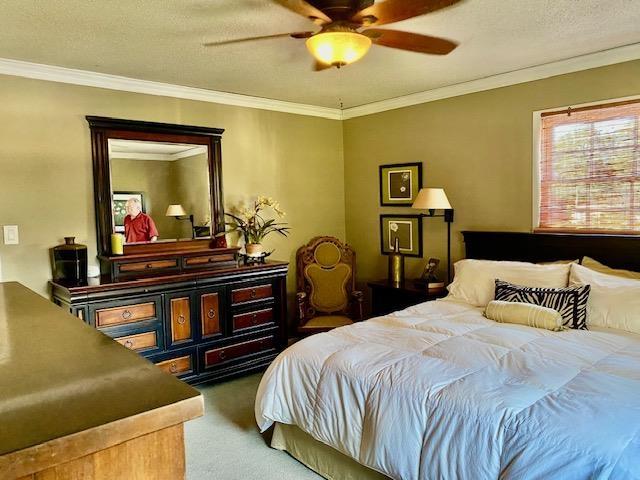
<box><xmin>185</xmin><ymin>373</ymin><xmax>322</xmax><ymax>480</ymax></box>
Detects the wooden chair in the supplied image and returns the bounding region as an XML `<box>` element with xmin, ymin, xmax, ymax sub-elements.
<box><xmin>296</xmin><ymin>236</ymin><xmax>363</xmax><ymax>335</ymax></box>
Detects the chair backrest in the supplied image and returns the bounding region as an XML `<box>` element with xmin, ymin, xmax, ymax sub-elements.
<box><xmin>296</xmin><ymin>236</ymin><xmax>356</xmax><ymax>315</ymax></box>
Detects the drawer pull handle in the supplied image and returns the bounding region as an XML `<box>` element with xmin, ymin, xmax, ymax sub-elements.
<box><xmin>146</xmin><ymin>263</ymin><xmax>153</xmax><ymax>269</ymax></box>
<box><xmin>207</xmin><ymin>309</ymin><xmax>216</xmax><ymax>319</ymax></box>
<box><xmin>124</xmin><ymin>340</ymin><xmax>134</xmax><ymax>348</ymax></box>
<box><xmin>121</xmin><ymin>310</ymin><xmax>132</xmax><ymax>320</ymax></box>
<box><xmin>177</xmin><ymin>314</ymin><xmax>186</xmax><ymax>325</ymax></box>
<box><xmin>169</xmin><ymin>362</ymin><xmax>178</xmax><ymax>373</ymax></box>
<box><xmin>250</xmin><ymin>289</ymin><xmax>257</xmax><ymax>298</ymax></box>
<box><xmin>208</xmin><ymin>258</ymin><xmax>214</xmax><ymax>263</ymax></box>
<box><xmin>219</xmin><ymin>351</ymin><xmax>226</xmax><ymax>360</ymax></box>
<box><xmin>252</xmin><ymin>313</ymin><xmax>258</xmax><ymax>325</ymax></box>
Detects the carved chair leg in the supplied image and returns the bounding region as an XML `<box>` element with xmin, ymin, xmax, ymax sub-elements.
<box><xmin>296</xmin><ymin>292</ymin><xmax>308</xmax><ymax>327</ymax></box>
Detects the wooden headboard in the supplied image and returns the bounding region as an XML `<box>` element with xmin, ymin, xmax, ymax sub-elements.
<box><xmin>462</xmin><ymin>231</ymin><xmax>640</xmax><ymax>272</ymax></box>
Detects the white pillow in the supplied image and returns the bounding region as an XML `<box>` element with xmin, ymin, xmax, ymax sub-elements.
<box><xmin>447</xmin><ymin>259</ymin><xmax>570</xmax><ymax>307</ymax></box>
<box><xmin>570</xmin><ymin>263</ymin><xmax>640</xmax><ymax>334</ymax></box>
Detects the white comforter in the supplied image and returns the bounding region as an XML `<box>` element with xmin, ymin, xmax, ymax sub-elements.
<box><xmin>255</xmin><ymin>299</ymin><xmax>640</xmax><ymax>480</ymax></box>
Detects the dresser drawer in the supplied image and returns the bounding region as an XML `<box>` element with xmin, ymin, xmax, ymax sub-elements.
<box><xmin>155</xmin><ymin>354</ymin><xmax>194</xmax><ymax>376</ymax></box>
<box><xmin>115</xmin><ymin>331</ymin><xmax>158</xmax><ymax>352</ymax></box>
<box><xmin>202</xmin><ymin>336</ymin><xmax>275</xmax><ymax>369</ymax></box>
<box><xmin>94</xmin><ymin>300</ymin><xmax>158</xmax><ymax>328</ymax></box>
<box><xmin>231</xmin><ymin>284</ymin><xmax>273</xmax><ymax>305</ymax></box>
<box><xmin>118</xmin><ymin>258</ymin><xmax>178</xmax><ymax>274</ymax></box>
<box><xmin>232</xmin><ymin>307</ymin><xmax>274</xmax><ymax>332</ymax></box>
<box><xmin>182</xmin><ymin>253</ymin><xmax>236</xmax><ymax>270</ymax></box>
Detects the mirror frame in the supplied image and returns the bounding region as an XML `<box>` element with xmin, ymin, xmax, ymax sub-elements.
<box><xmin>87</xmin><ymin>116</ymin><xmax>225</xmax><ymax>256</ymax></box>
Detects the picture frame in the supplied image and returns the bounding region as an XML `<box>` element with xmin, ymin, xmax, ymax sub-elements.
<box><xmin>113</xmin><ymin>191</ymin><xmax>145</xmax><ymax>233</ymax></box>
<box><xmin>379</xmin><ymin>162</ymin><xmax>423</xmax><ymax>206</ymax></box>
<box><xmin>380</xmin><ymin>214</ymin><xmax>423</xmax><ymax>257</ymax></box>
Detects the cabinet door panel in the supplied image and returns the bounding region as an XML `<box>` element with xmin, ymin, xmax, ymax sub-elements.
<box><xmin>170</xmin><ymin>297</ymin><xmax>192</xmax><ymax>343</ymax></box>
<box><xmin>200</xmin><ymin>292</ymin><xmax>221</xmax><ymax>339</ymax></box>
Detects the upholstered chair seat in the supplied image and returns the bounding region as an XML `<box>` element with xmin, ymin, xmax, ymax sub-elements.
<box><xmin>296</xmin><ymin>236</ymin><xmax>363</xmax><ymax>335</ymax></box>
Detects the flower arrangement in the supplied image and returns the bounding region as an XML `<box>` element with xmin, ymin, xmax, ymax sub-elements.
<box><xmin>222</xmin><ymin>196</ymin><xmax>290</xmax><ymax>256</ymax></box>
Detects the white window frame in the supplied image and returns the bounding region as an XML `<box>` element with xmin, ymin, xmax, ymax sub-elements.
<box><xmin>531</xmin><ymin>94</ymin><xmax>640</xmax><ymax>231</ymax></box>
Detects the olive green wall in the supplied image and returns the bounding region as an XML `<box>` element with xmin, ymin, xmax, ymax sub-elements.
<box><xmin>1</xmin><ymin>59</ymin><xmax>639</xmax><ymax>308</ymax></box>
<box><xmin>0</xmin><ymin>74</ymin><xmax>345</xmax><ymax>299</ymax></box>
<box><xmin>171</xmin><ymin>152</ymin><xmax>211</xmax><ymax>238</ymax></box>
<box><xmin>343</xmin><ymin>59</ymin><xmax>640</xmax><ymax>291</ymax></box>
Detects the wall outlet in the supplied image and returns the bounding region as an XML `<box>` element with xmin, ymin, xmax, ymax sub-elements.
<box><xmin>3</xmin><ymin>225</ymin><xmax>19</xmax><ymax>245</ymax></box>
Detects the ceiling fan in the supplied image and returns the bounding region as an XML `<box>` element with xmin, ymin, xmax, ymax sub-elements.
<box><xmin>203</xmin><ymin>0</ymin><xmax>461</xmax><ymax>70</ymax></box>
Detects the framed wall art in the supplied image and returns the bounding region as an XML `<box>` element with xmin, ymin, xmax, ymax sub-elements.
<box><xmin>112</xmin><ymin>191</ymin><xmax>145</xmax><ymax>232</ymax></box>
<box><xmin>380</xmin><ymin>214</ymin><xmax>423</xmax><ymax>257</ymax></box>
<box><xmin>379</xmin><ymin>162</ymin><xmax>423</xmax><ymax>206</ymax></box>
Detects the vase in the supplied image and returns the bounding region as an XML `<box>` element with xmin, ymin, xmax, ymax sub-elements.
<box><xmin>388</xmin><ymin>237</ymin><xmax>404</xmax><ymax>287</ymax></box>
<box><xmin>245</xmin><ymin>243</ymin><xmax>264</xmax><ymax>257</ymax></box>
<box><xmin>52</xmin><ymin>237</ymin><xmax>88</xmax><ymax>286</ymax></box>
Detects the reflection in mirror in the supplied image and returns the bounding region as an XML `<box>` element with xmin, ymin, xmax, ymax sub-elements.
<box><xmin>108</xmin><ymin>139</ymin><xmax>212</xmax><ymax>244</ymax></box>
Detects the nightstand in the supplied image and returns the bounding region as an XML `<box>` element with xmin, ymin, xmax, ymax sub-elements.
<box><xmin>367</xmin><ymin>279</ymin><xmax>447</xmax><ymax>317</ymax></box>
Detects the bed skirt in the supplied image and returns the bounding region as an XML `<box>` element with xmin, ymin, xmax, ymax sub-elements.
<box><xmin>271</xmin><ymin>423</ymin><xmax>390</xmax><ymax>480</ymax></box>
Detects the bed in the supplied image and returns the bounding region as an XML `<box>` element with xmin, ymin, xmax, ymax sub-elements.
<box><xmin>255</xmin><ymin>232</ymin><xmax>640</xmax><ymax>480</ymax></box>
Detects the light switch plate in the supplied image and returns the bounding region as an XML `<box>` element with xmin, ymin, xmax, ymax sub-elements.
<box><xmin>3</xmin><ymin>225</ymin><xmax>19</xmax><ymax>245</ymax></box>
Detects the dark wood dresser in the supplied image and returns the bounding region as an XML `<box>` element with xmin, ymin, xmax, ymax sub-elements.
<box><xmin>51</xmin><ymin>261</ymin><xmax>288</xmax><ymax>385</ymax></box>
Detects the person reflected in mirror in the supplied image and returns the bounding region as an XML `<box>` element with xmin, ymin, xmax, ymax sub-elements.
<box><xmin>124</xmin><ymin>198</ymin><xmax>158</xmax><ymax>243</ymax></box>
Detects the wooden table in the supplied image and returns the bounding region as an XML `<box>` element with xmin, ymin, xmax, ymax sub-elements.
<box><xmin>367</xmin><ymin>279</ymin><xmax>447</xmax><ymax>317</ymax></box>
<box><xmin>0</xmin><ymin>282</ymin><xmax>203</xmax><ymax>479</ymax></box>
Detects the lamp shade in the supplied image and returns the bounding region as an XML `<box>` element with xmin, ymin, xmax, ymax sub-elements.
<box><xmin>165</xmin><ymin>204</ymin><xmax>187</xmax><ymax>217</ymax></box>
<box><xmin>412</xmin><ymin>188</ymin><xmax>452</xmax><ymax>210</ymax></box>
<box><xmin>306</xmin><ymin>31</ymin><xmax>372</xmax><ymax>67</ymax></box>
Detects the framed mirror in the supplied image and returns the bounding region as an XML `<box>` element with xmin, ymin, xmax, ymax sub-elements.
<box><xmin>87</xmin><ymin>116</ymin><xmax>225</xmax><ymax>256</ymax></box>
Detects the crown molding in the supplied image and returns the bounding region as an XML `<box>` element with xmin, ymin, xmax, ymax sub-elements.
<box><xmin>0</xmin><ymin>58</ymin><xmax>343</xmax><ymax>120</ymax></box>
<box><xmin>1</xmin><ymin>42</ymin><xmax>639</xmax><ymax>122</ymax></box>
<box><xmin>341</xmin><ymin>42</ymin><xmax>640</xmax><ymax>119</ymax></box>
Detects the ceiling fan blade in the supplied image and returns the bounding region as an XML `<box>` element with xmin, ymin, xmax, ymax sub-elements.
<box><xmin>313</xmin><ymin>60</ymin><xmax>333</xmax><ymax>71</ymax></box>
<box><xmin>203</xmin><ymin>31</ymin><xmax>313</xmax><ymax>47</ymax></box>
<box><xmin>363</xmin><ymin>29</ymin><xmax>458</xmax><ymax>55</ymax></box>
<box><xmin>273</xmin><ymin>0</ymin><xmax>332</xmax><ymax>24</ymax></box>
<box><xmin>353</xmin><ymin>0</ymin><xmax>461</xmax><ymax>26</ymax></box>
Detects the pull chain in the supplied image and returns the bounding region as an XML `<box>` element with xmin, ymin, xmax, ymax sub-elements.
<box><xmin>337</xmin><ymin>64</ymin><xmax>344</xmax><ymax>111</ymax></box>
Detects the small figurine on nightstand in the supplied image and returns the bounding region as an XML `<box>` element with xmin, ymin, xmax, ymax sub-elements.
<box><xmin>416</xmin><ymin>258</ymin><xmax>445</xmax><ymax>291</ymax></box>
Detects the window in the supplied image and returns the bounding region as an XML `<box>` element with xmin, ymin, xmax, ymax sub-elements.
<box><xmin>537</xmin><ymin>99</ymin><xmax>640</xmax><ymax>234</ymax></box>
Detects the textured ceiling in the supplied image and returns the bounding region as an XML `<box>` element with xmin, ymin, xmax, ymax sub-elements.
<box><xmin>1</xmin><ymin>0</ymin><xmax>639</xmax><ymax>108</ymax></box>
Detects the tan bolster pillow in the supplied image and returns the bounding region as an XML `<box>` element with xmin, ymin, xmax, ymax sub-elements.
<box><xmin>485</xmin><ymin>300</ymin><xmax>566</xmax><ymax>332</ymax></box>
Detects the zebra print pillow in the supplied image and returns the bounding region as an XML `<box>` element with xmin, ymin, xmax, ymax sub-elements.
<box><xmin>494</xmin><ymin>280</ymin><xmax>591</xmax><ymax>330</ymax></box>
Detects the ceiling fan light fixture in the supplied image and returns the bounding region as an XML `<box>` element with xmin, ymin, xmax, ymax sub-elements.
<box><xmin>306</xmin><ymin>31</ymin><xmax>372</xmax><ymax>67</ymax></box>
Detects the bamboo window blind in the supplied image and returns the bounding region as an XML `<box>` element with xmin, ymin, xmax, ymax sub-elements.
<box><xmin>538</xmin><ymin>100</ymin><xmax>640</xmax><ymax>234</ymax></box>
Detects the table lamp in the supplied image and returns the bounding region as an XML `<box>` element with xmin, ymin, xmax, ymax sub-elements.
<box><xmin>166</xmin><ymin>204</ymin><xmax>195</xmax><ymax>239</ymax></box>
<box><xmin>412</xmin><ymin>188</ymin><xmax>454</xmax><ymax>283</ymax></box>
